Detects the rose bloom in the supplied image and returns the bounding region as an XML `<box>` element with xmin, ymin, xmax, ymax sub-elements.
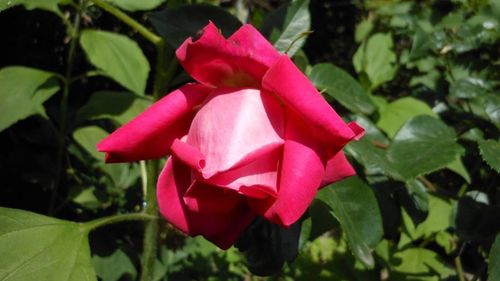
<box><xmin>98</xmin><ymin>22</ymin><xmax>363</xmax><ymax>249</ymax></box>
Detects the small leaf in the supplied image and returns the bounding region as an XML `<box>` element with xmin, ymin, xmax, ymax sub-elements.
<box><xmin>387</xmin><ymin>115</ymin><xmax>463</xmax><ymax>180</ymax></box>
<box><xmin>377</xmin><ymin>97</ymin><xmax>438</xmax><ymax>138</ymax></box>
<box><xmin>260</xmin><ymin>0</ymin><xmax>311</xmax><ymax>57</ymax></box>
<box><xmin>73</xmin><ymin>126</ymin><xmax>109</xmax><ymax>161</ymax></box>
<box><xmin>308</xmin><ymin>63</ymin><xmax>376</xmax><ymax>114</ymax></box>
<box><xmin>0</xmin><ymin>207</ymin><xmax>97</xmax><ymax>281</ymax></box>
<box><xmin>352</xmin><ymin>33</ymin><xmax>398</xmax><ymax>89</ymax></box>
<box><xmin>92</xmin><ymin>249</ymin><xmax>137</xmax><ymax>281</ymax></box>
<box><xmin>316</xmin><ymin>176</ymin><xmax>383</xmax><ymax>267</ymax></box>
<box><xmin>78</xmin><ymin>91</ymin><xmax>153</xmax><ymax>125</ymax></box>
<box><xmin>478</xmin><ymin>139</ymin><xmax>500</xmax><ymax>172</ymax></box>
<box><xmin>399</xmin><ymin>180</ymin><xmax>429</xmax><ymax>226</ymax></box>
<box><xmin>449</xmin><ymin>77</ymin><xmax>491</xmax><ymax>99</ymax></box>
<box><xmin>484</xmin><ymin>94</ymin><xmax>500</xmax><ymax>127</ymax></box>
<box><xmin>390</xmin><ymin>248</ymin><xmax>455</xmax><ymax>279</ymax></box>
<box><xmin>104</xmin><ymin>0</ymin><xmax>165</xmax><ymax>11</ymax></box>
<box><xmin>80</xmin><ymin>30</ymin><xmax>150</xmax><ymax>95</ymax></box>
<box><xmin>490</xmin><ymin>234</ymin><xmax>500</xmax><ymax>281</ymax></box>
<box><xmin>149</xmin><ymin>4</ymin><xmax>241</xmax><ymax>48</ymax></box>
<box><xmin>446</xmin><ymin>156</ymin><xmax>471</xmax><ymax>183</ymax></box>
<box><xmin>0</xmin><ymin>66</ymin><xmax>60</xmax><ymax>132</ymax></box>
<box><xmin>0</xmin><ymin>0</ymin><xmax>65</xmax><ymax>14</ymax></box>
<box><xmin>355</xmin><ymin>18</ymin><xmax>374</xmax><ymax>43</ymax></box>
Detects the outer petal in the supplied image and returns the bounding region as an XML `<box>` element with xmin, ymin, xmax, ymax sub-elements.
<box><xmin>176</xmin><ymin>22</ymin><xmax>280</xmax><ymax>87</ymax></box>
<box><xmin>320</xmin><ymin>151</ymin><xmax>356</xmax><ymax>188</ymax></box>
<box><xmin>157</xmin><ymin>157</ymin><xmax>256</xmax><ymax>249</ymax></box>
<box><xmin>97</xmin><ymin>84</ymin><xmax>212</xmax><ymax>163</ymax></box>
<box><xmin>262</xmin><ymin>56</ymin><xmax>363</xmax><ymax>151</ymax></box>
<box><xmin>248</xmin><ymin>112</ymin><xmax>325</xmax><ymax>226</ymax></box>
<box><xmin>186</xmin><ymin>88</ymin><xmax>284</xmax><ymax>178</ymax></box>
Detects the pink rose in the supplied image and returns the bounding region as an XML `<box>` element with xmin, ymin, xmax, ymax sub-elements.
<box><xmin>97</xmin><ymin>22</ymin><xmax>364</xmax><ymax>249</ymax></box>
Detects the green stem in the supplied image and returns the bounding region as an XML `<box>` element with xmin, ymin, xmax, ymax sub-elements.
<box><xmin>48</xmin><ymin>2</ymin><xmax>83</xmax><ymax>215</ymax></box>
<box><xmin>82</xmin><ymin>212</ymin><xmax>156</xmax><ymax>233</ymax></box>
<box><xmin>89</xmin><ymin>0</ymin><xmax>162</xmax><ymax>45</ymax></box>
<box><xmin>141</xmin><ymin>159</ymin><xmax>160</xmax><ymax>281</ymax></box>
<box><xmin>454</xmin><ymin>255</ymin><xmax>466</xmax><ymax>281</ymax></box>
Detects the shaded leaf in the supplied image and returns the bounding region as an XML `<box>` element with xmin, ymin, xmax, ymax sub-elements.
<box><xmin>387</xmin><ymin>115</ymin><xmax>464</xmax><ymax>180</ymax></box>
<box><xmin>260</xmin><ymin>0</ymin><xmax>310</xmax><ymax>57</ymax></box>
<box><xmin>0</xmin><ymin>207</ymin><xmax>96</xmax><ymax>281</ymax></box>
<box><xmin>80</xmin><ymin>30</ymin><xmax>150</xmax><ymax>95</ymax></box>
<box><xmin>92</xmin><ymin>249</ymin><xmax>137</xmax><ymax>281</ymax></box>
<box><xmin>78</xmin><ymin>91</ymin><xmax>153</xmax><ymax>125</ymax></box>
<box><xmin>73</xmin><ymin>126</ymin><xmax>109</xmax><ymax>161</ymax></box>
<box><xmin>308</xmin><ymin>63</ymin><xmax>376</xmax><ymax>114</ymax></box>
<box><xmin>316</xmin><ymin>176</ymin><xmax>383</xmax><ymax>267</ymax></box>
<box><xmin>455</xmin><ymin>194</ymin><xmax>500</xmax><ymax>240</ymax></box>
<box><xmin>104</xmin><ymin>0</ymin><xmax>165</xmax><ymax>11</ymax></box>
<box><xmin>150</xmin><ymin>4</ymin><xmax>241</xmax><ymax>48</ymax></box>
<box><xmin>490</xmin><ymin>234</ymin><xmax>500</xmax><ymax>281</ymax></box>
<box><xmin>484</xmin><ymin>94</ymin><xmax>500</xmax><ymax>127</ymax></box>
<box><xmin>0</xmin><ymin>0</ymin><xmax>65</xmax><ymax>14</ymax></box>
<box><xmin>0</xmin><ymin>66</ymin><xmax>60</xmax><ymax>132</ymax></box>
<box><xmin>478</xmin><ymin>139</ymin><xmax>500</xmax><ymax>172</ymax></box>
<box><xmin>400</xmin><ymin>180</ymin><xmax>429</xmax><ymax>226</ymax></box>
<box><xmin>449</xmin><ymin>77</ymin><xmax>491</xmax><ymax>99</ymax></box>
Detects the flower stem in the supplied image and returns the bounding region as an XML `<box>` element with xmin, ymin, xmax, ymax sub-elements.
<box><xmin>454</xmin><ymin>255</ymin><xmax>466</xmax><ymax>281</ymax></box>
<box><xmin>81</xmin><ymin>212</ymin><xmax>156</xmax><ymax>233</ymax></box>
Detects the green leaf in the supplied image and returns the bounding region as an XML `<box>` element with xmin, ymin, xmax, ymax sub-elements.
<box><xmin>449</xmin><ymin>77</ymin><xmax>491</xmax><ymax>99</ymax></box>
<box><xmin>490</xmin><ymin>234</ymin><xmax>500</xmax><ymax>281</ymax></box>
<box><xmin>352</xmin><ymin>33</ymin><xmax>398</xmax><ymax>89</ymax></box>
<box><xmin>80</xmin><ymin>30</ymin><xmax>150</xmax><ymax>95</ymax></box>
<box><xmin>377</xmin><ymin>97</ymin><xmax>438</xmax><ymax>138</ymax></box>
<box><xmin>150</xmin><ymin>4</ymin><xmax>241</xmax><ymax>48</ymax></box>
<box><xmin>400</xmin><ymin>180</ymin><xmax>429</xmax><ymax>225</ymax></box>
<box><xmin>0</xmin><ymin>66</ymin><xmax>60</xmax><ymax>132</ymax></box>
<box><xmin>387</xmin><ymin>115</ymin><xmax>464</xmax><ymax>180</ymax></box>
<box><xmin>0</xmin><ymin>207</ymin><xmax>96</xmax><ymax>281</ymax></box>
<box><xmin>78</xmin><ymin>91</ymin><xmax>153</xmax><ymax>125</ymax></box>
<box><xmin>390</xmin><ymin>248</ymin><xmax>455</xmax><ymax>280</ymax></box>
<box><xmin>446</xmin><ymin>155</ymin><xmax>471</xmax><ymax>183</ymax></box>
<box><xmin>308</xmin><ymin>63</ymin><xmax>376</xmax><ymax>114</ymax></box>
<box><xmin>478</xmin><ymin>139</ymin><xmax>500</xmax><ymax>172</ymax></box>
<box><xmin>104</xmin><ymin>0</ymin><xmax>164</xmax><ymax>11</ymax></box>
<box><xmin>92</xmin><ymin>249</ymin><xmax>137</xmax><ymax>281</ymax></box>
<box><xmin>316</xmin><ymin>176</ymin><xmax>383</xmax><ymax>267</ymax></box>
<box><xmin>355</xmin><ymin>18</ymin><xmax>374</xmax><ymax>43</ymax></box>
<box><xmin>261</xmin><ymin>0</ymin><xmax>311</xmax><ymax>57</ymax></box>
<box><xmin>484</xmin><ymin>94</ymin><xmax>500</xmax><ymax>127</ymax></box>
<box><xmin>0</xmin><ymin>0</ymin><xmax>65</xmax><ymax>14</ymax></box>
<box><xmin>73</xmin><ymin>126</ymin><xmax>109</xmax><ymax>161</ymax></box>
<box><xmin>73</xmin><ymin>188</ymin><xmax>101</xmax><ymax>210</ymax></box>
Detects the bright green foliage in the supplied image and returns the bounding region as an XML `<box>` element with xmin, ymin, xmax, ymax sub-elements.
<box><xmin>308</xmin><ymin>63</ymin><xmax>376</xmax><ymax>114</ymax></box>
<box><xmin>316</xmin><ymin>176</ymin><xmax>383</xmax><ymax>267</ymax></box>
<box><xmin>104</xmin><ymin>0</ymin><xmax>165</xmax><ymax>11</ymax></box>
<box><xmin>0</xmin><ymin>66</ymin><xmax>60</xmax><ymax>132</ymax></box>
<box><xmin>80</xmin><ymin>30</ymin><xmax>150</xmax><ymax>95</ymax></box>
<box><xmin>390</xmin><ymin>248</ymin><xmax>455</xmax><ymax>280</ymax></box>
<box><xmin>353</xmin><ymin>33</ymin><xmax>398</xmax><ymax>89</ymax></box>
<box><xmin>0</xmin><ymin>207</ymin><xmax>96</xmax><ymax>281</ymax></box>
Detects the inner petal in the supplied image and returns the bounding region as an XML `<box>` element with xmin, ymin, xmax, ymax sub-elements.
<box><xmin>187</xmin><ymin>88</ymin><xmax>284</xmax><ymax>178</ymax></box>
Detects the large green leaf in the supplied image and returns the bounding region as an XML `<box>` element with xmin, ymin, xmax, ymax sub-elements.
<box><xmin>316</xmin><ymin>176</ymin><xmax>383</xmax><ymax>267</ymax></box>
<box><xmin>377</xmin><ymin>97</ymin><xmax>438</xmax><ymax>138</ymax></box>
<box><xmin>0</xmin><ymin>0</ymin><xmax>65</xmax><ymax>14</ymax></box>
<box><xmin>353</xmin><ymin>33</ymin><xmax>398</xmax><ymax>89</ymax></box>
<box><xmin>387</xmin><ymin>115</ymin><xmax>463</xmax><ymax>180</ymax></box>
<box><xmin>308</xmin><ymin>63</ymin><xmax>376</xmax><ymax>115</ymax></box>
<box><xmin>78</xmin><ymin>91</ymin><xmax>153</xmax><ymax>125</ymax></box>
<box><xmin>0</xmin><ymin>66</ymin><xmax>60</xmax><ymax>132</ymax></box>
<box><xmin>0</xmin><ymin>207</ymin><xmax>96</xmax><ymax>281</ymax></box>
<box><xmin>390</xmin><ymin>248</ymin><xmax>455</xmax><ymax>280</ymax></box>
<box><xmin>478</xmin><ymin>139</ymin><xmax>500</xmax><ymax>172</ymax></box>
<box><xmin>150</xmin><ymin>4</ymin><xmax>241</xmax><ymax>48</ymax></box>
<box><xmin>490</xmin><ymin>234</ymin><xmax>500</xmax><ymax>281</ymax></box>
<box><xmin>104</xmin><ymin>0</ymin><xmax>164</xmax><ymax>11</ymax></box>
<box><xmin>260</xmin><ymin>0</ymin><xmax>311</xmax><ymax>57</ymax></box>
<box><xmin>80</xmin><ymin>30</ymin><xmax>150</xmax><ymax>95</ymax></box>
<box><xmin>449</xmin><ymin>77</ymin><xmax>491</xmax><ymax>99</ymax></box>
<box><xmin>73</xmin><ymin>126</ymin><xmax>109</xmax><ymax>161</ymax></box>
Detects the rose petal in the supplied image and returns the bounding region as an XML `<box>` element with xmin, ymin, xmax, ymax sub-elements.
<box><xmin>320</xmin><ymin>150</ymin><xmax>356</xmax><ymax>188</ymax></box>
<box><xmin>97</xmin><ymin>84</ymin><xmax>212</xmax><ymax>163</ymax></box>
<box><xmin>187</xmin><ymin>88</ymin><xmax>284</xmax><ymax>178</ymax></box>
<box><xmin>176</xmin><ymin>22</ymin><xmax>280</xmax><ymax>87</ymax></box>
<box><xmin>207</xmin><ymin>146</ymin><xmax>281</xmax><ymax>198</ymax></box>
<box><xmin>157</xmin><ymin>157</ymin><xmax>256</xmax><ymax>249</ymax></box>
<box><xmin>262</xmin><ymin>56</ymin><xmax>364</xmax><ymax>151</ymax></box>
<box><xmin>183</xmin><ymin>180</ymin><xmax>242</xmax><ymax>215</ymax></box>
<box><xmin>248</xmin><ymin>112</ymin><xmax>325</xmax><ymax>226</ymax></box>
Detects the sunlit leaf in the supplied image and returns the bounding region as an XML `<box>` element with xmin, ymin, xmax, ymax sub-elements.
<box><xmin>0</xmin><ymin>66</ymin><xmax>60</xmax><ymax>132</ymax></box>
<box><xmin>478</xmin><ymin>139</ymin><xmax>500</xmax><ymax>172</ymax></box>
<box><xmin>103</xmin><ymin>0</ymin><xmax>165</xmax><ymax>11</ymax></box>
<box><xmin>80</xmin><ymin>30</ymin><xmax>150</xmax><ymax>95</ymax></box>
<box><xmin>0</xmin><ymin>207</ymin><xmax>96</xmax><ymax>281</ymax></box>
<box><xmin>0</xmin><ymin>0</ymin><xmax>66</xmax><ymax>14</ymax></box>
<box><xmin>390</xmin><ymin>248</ymin><xmax>455</xmax><ymax>280</ymax></box>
